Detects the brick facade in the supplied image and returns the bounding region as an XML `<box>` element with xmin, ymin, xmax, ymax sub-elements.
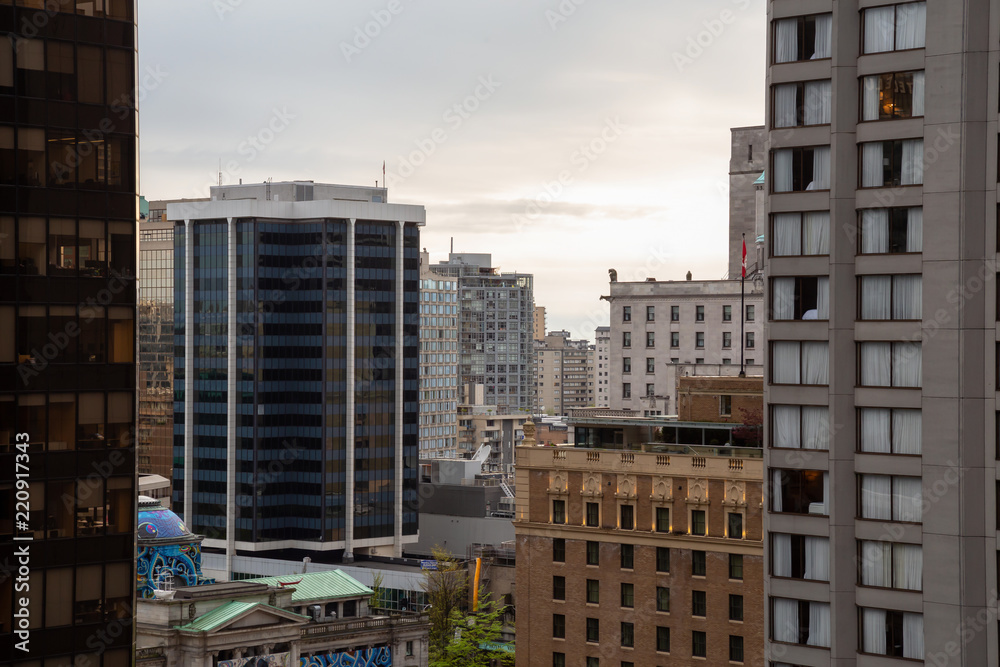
<box><xmin>677</xmin><ymin>375</ymin><xmax>764</xmax><ymax>424</ymax></box>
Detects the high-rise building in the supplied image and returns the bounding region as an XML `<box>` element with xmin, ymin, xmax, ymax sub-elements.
<box><xmin>535</xmin><ymin>330</ymin><xmax>595</xmax><ymax>414</ymax></box>
<box><xmin>533</xmin><ymin>305</ymin><xmax>546</xmax><ymax>342</ymax></box>
<box><xmin>418</xmin><ymin>251</ymin><xmax>459</xmax><ymax>459</ymax></box>
<box><xmin>432</xmin><ymin>253</ymin><xmax>534</xmax><ymax>415</ymax></box>
<box><xmin>594</xmin><ymin>325</ymin><xmax>611</xmax><ymax>408</ymax></box>
<box><xmin>0</xmin><ymin>2</ymin><xmax>138</xmax><ymax>663</ymax></box>
<box><xmin>763</xmin><ymin>2</ymin><xmax>990</xmax><ymax>664</ymax></box>
<box><xmin>170</xmin><ymin>181</ymin><xmax>424</xmax><ymax>568</ymax></box>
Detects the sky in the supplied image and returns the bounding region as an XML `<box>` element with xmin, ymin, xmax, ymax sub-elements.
<box><xmin>138</xmin><ymin>0</ymin><xmax>766</xmax><ymax>340</ymax></box>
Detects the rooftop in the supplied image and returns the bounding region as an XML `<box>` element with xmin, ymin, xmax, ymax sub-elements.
<box><xmin>244</xmin><ymin>569</ymin><xmax>373</xmax><ymax>604</ymax></box>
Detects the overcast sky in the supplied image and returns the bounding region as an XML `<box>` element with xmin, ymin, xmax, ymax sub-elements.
<box><xmin>138</xmin><ymin>0</ymin><xmax>766</xmax><ymax>339</ymax></box>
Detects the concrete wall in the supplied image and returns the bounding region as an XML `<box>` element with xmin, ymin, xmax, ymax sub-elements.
<box><xmin>410</xmin><ymin>515</ymin><xmax>515</xmax><ymax>558</ymax></box>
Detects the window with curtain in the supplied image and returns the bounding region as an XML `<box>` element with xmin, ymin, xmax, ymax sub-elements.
<box><xmin>859</xmin><ymin>274</ymin><xmax>922</xmax><ymax>320</ymax></box>
<box><xmin>772</xmin><ymin>405</ymin><xmax>830</xmax><ymax>450</ymax></box>
<box><xmin>859</xmin><ymin>207</ymin><xmax>922</xmax><ymax>253</ymax></box>
<box><xmin>861</xmin><ymin>608</ymin><xmax>924</xmax><ymax>659</ymax></box>
<box><xmin>859</xmin><ymin>474</ymin><xmax>923</xmax><ymax>522</ymax></box>
<box><xmin>773</xmin><ymin>14</ymin><xmax>832</xmax><ymax>63</ymax></box>
<box><xmin>862</xmin><ymin>2</ymin><xmax>926</xmax><ymax>54</ymax></box>
<box><xmin>772</xmin><ymin>211</ymin><xmax>830</xmax><ymax>257</ymax></box>
<box><xmin>859</xmin><ymin>408</ymin><xmax>922</xmax><ymax>454</ymax></box>
<box><xmin>860</xmin><ymin>139</ymin><xmax>924</xmax><ymax>187</ymax></box>
<box><xmin>771</xmin><ymin>468</ymin><xmax>828</xmax><ymax>515</ymax></box>
<box><xmin>861</xmin><ymin>71</ymin><xmax>925</xmax><ymax>121</ymax></box>
<box><xmin>771</xmin><ymin>597</ymin><xmax>831</xmax><ymax>647</ymax></box>
<box><xmin>773</xmin><ymin>80</ymin><xmax>832</xmax><ymax>127</ymax></box>
<box><xmin>771</xmin><ymin>341</ymin><xmax>829</xmax><ymax>385</ymax></box>
<box><xmin>771</xmin><ymin>276</ymin><xmax>829</xmax><ymax>320</ymax></box>
<box><xmin>772</xmin><ymin>146</ymin><xmax>831</xmax><ymax>192</ymax></box>
<box><xmin>859</xmin><ymin>540</ymin><xmax>922</xmax><ymax>590</ymax></box>
<box><xmin>771</xmin><ymin>533</ymin><xmax>830</xmax><ymax>581</ymax></box>
<box><xmin>859</xmin><ymin>341</ymin><xmax>921</xmax><ymax>387</ymax></box>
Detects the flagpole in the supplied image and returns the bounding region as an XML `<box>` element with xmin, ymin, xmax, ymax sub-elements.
<box><xmin>739</xmin><ymin>232</ymin><xmax>746</xmax><ymax>378</ymax></box>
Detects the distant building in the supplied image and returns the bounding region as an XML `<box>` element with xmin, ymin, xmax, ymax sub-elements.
<box><xmin>594</xmin><ymin>325</ymin><xmax>611</xmax><ymax>407</ymax></box>
<box><xmin>533</xmin><ymin>305</ymin><xmax>546</xmax><ymax>341</ymax></box>
<box><xmin>418</xmin><ymin>251</ymin><xmax>459</xmax><ymax>459</ymax></box>
<box><xmin>457</xmin><ymin>390</ymin><xmax>526</xmax><ymax>471</ymax></box>
<box><xmin>728</xmin><ymin>125</ymin><xmax>767</xmax><ymax>279</ymax></box>
<box><xmin>676</xmin><ymin>373</ymin><xmax>763</xmax><ymax>426</ymax></box>
<box><xmin>535</xmin><ymin>330</ymin><xmax>595</xmax><ymax>414</ymax></box>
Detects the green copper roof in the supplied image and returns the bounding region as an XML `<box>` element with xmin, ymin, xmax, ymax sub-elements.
<box><xmin>753</xmin><ymin>171</ymin><xmax>765</xmax><ymax>185</ymax></box>
<box><xmin>244</xmin><ymin>570</ymin><xmax>373</xmax><ymax>604</ymax></box>
<box><xmin>176</xmin><ymin>601</ymin><xmax>306</xmax><ymax>633</ymax></box>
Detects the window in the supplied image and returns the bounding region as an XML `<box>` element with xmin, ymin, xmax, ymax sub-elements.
<box><xmin>620</xmin><ymin>583</ymin><xmax>634</xmax><ymax>608</ymax></box>
<box><xmin>771</xmin><ymin>341</ymin><xmax>828</xmax><ymax>385</ymax></box>
<box><xmin>646</xmin><ymin>357</ymin><xmax>655</xmax><ymax>373</ymax></box>
<box><xmin>773</xmin><ymin>80</ymin><xmax>832</xmax><ymax>127</ymax></box>
<box><xmin>723</xmin><ymin>331</ymin><xmax>732</xmax><ymax>348</ymax></box>
<box><xmin>655</xmin><ymin>507</ymin><xmax>670</xmax><ymax>533</ymax></box>
<box><xmin>771</xmin><ymin>598</ymin><xmax>831</xmax><ymax>647</ymax></box>
<box><xmin>696</xmin><ymin>305</ymin><xmax>705</xmax><ymax>321</ymax></box>
<box><xmin>656</xmin><ymin>586</ymin><xmax>670</xmax><ymax>612</ymax></box>
<box><xmin>772</xmin><ymin>211</ymin><xmax>830</xmax><ymax>256</ymax></box>
<box><xmin>646</xmin><ymin>332</ymin><xmax>655</xmax><ymax>348</ymax></box>
<box><xmin>646</xmin><ymin>306</ymin><xmax>655</xmax><ymax>321</ymax></box>
<box><xmin>622</xmin><ymin>332</ymin><xmax>631</xmax><ymax>348</ymax></box>
<box><xmin>406</xmin><ymin>641</ymin><xmax>414</xmax><ymax>656</ymax></box>
<box><xmin>771</xmin><ymin>468</ymin><xmax>828</xmax><ymax>515</ymax></box>
<box><xmin>692</xmin><ymin>590</ymin><xmax>706</xmax><ymax>616</ymax></box>
<box><xmin>622</xmin><ymin>383</ymin><xmax>631</xmax><ymax>400</ymax></box>
<box><xmin>860</xmin><ymin>139</ymin><xmax>924</xmax><ymax>187</ymax></box>
<box><xmin>623</xmin><ymin>357</ymin><xmax>631</xmax><ymax>373</ymax></box>
<box><xmin>695</xmin><ymin>332</ymin><xmax>705</xmax><ymax>348</ymax></box>
<box><xmin>553</xmin><ymin>653</ymin><xmax>565</xmax><ymax>667</ymax></box>
<box><xmin>729</xmin><ymin>554</ymin><xmax>744</xmax><ymax>580</ymax></box>
<box><xmin>859</xmin><ymin>208</ymin><xmax>922</xmax><ymax>253</ymax></box>
<box><xmin>620</xmin><ymin>543</ymin><xmax>634</xmax><ymax>569</ymax></box>
<box><xmin>586</xmin><ymin>579</ymin><xmax>600</xmax><ymax>604</ymax></box>
<box><xmin>745</xmin><ymin>305</ymin><xmax>754</xmax><ymax>321</ymax></box>
<box><xmin>773</xmin><ymin>13</ymin><xmax>832</xmax><ymax>62</ymax></box>
<box><xmin>586</xmin><ymin>617</ymin><xmax>600</xmax><ymax>643</ymax></box>
<box><xmin>620</xmin><ymin>504</ymin><xmax>634</xmax><ymax>530</ymax></box>
<box><xmin>730</xmin><ymin>635</ymin><xmax>745</xmax><ymax>662</ymax></box>
<box><xmin>861</xmin><ymin>608</ymin><xmax>924</xmax><ymax>659</ymax></box>
<box><xmin>553</xmin><ymin>613</ymin><xmax>566</xmax><ymax>639</ymax></box>
<box><xmin>646</xmin><ymin>383</ymin><xmax>655</xmax><ymax>397</ymax></box>
<box><xmin>859</xmin><ymin>342</ymin><xmax>921</xmax><ymax>387</ymax></box>
<box><xmin>657</xmin><ymin>626</ymin><xmax>671</xmax><ymax>653</ymax></box>
<box><xmin>859</xmin><ymin>275</ymin><xmax>922</xmax><ymax>320</ymax></box>
<box><xmin>862</xmin><ymin>71</ymin><xmax>924</xmax><ymax>121</ymax></box>
<box><xmin>620</xmin><ymin>621</ymin><xmax>634</xmax><ymax>648</ymax></box>
<box><xmin>729</xmin><ymin>594</ymin><xmax>744</xmax><ymax>621</ymax></box>
<box><xmin>622</xmin><ymin>306</ymin><xmax>631</xmax><ymax>322</ymax></box>
<box><xmin>859</xmin><ymin>541</ymin><xmax>922</xmax><ymax>590</ymax></box>
<box><xmin>586</xmin><ymin>659</ymin><xmax>598</xmax><ymax>667</ymax></box>
<box><xmin>727</xmin><ymin>512</ymin><xmax>743</xmax><ymax>538</ymax></box>
<box><xmin>771</xmin><ymin>405</ymin><xmax>831</xmax><ymax>450</ymax></box>
<box><xmin>723</xmin><ymin>358</ymin><xmax>731</xmax><ymax>365</ymax></box>
<box><xmin>586</xmin><ymin>502</ymin><xmax>600</xmax><ymax>527</ymax></box>
<box><xmin>656</xmin><ymin>547</ymin><xmax>670</xmax><ymax>572</ymax></box>
<box><xmin>553</xmin><ymin>538</ymin><xmax>566</xmax><ymax>562</ymax></box>
<box><xmin>670</xmin><ymin>332</ymin><xmax>679</xmax><ymax>348</ymax></box>
<box><xmin>862</xmin><ymin>2</ymin><xmax>926</xmax><ymax>53</ymax></box>
<box><xmin>859</xmin><ymin>474</ymin><xmax>923</xmax><ymax>522</ymax></box>
<box><xmin>859</xmin><ymin>408</ymin><xmax>922</xmax><ymax>454</ymax></box>
<box><xmin>671</xmin><ymin>305</ymin><xmax>679</xmax><ymax>321</ymax></box>
<box><xmin>720</xmin><ymin>395</ymin><xmax>732</xmax><ymax>416</ymax></box>
<box><xmin>772</xmin><ymin>146</ymin><xmax>830</xmax><ymax>192</ymax></box>
<box><xmin>586</xmin><ymin>541</ymin><xmax>599</xmax><ymax>565</ymax></box>
<box><xmin>692</xmin><ymin>550</ymin><xmax>706</xmax><ymax>576</ymax></box>
<box><xmin>553</xmin><ymin>575</ymin><xmax>566</xmax><ymax>600</ymax></box>
<box><xmin>692</xmin><ymin>630</ymin><xmax>707</xmax><ymax>658</ymax></box>
<box><xmin>723</xmin><ymin>304</ymin><xmax>732</xmax><ymax>321</ymax></box>
<box><xmin>771</xmin><ymin>276</ymin><xmax>829</xmax><ymax>320</ymax></box>
<box><xmin>690</xmin><ymin>510</ymin><xmax>706</xmax><ymax>535</ymax></box>
<box><xmin>746</xmin><ymin>358</ymin><xmax>754</xmax><ymax>365</ymax></box>
<box><xmin>552</xmin><ymin>499</ymin><xmax>566</xmax><ymax>524</ymax></box>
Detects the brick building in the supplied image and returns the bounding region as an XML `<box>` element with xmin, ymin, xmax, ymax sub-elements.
<box><xmin>677</xmin><ymin>374</ymin><xmax>763</xmax><ymax>425</ymax></box>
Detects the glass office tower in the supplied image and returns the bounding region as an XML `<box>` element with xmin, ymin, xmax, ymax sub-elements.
<box><xmin>0</xmin><ymin>1</ymin><xmax>138</xmax><ymax>665</ymax></box>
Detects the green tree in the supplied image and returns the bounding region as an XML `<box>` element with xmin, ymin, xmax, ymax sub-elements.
<box><xmin>422</xmin><ymin>546</ymin><xmax>468</xmax><ymax>659</ymax></box>
<box><xmin>369</xmin><ymin>571</ymin><xmax>385</xmax><ymax>611</ymax></box>
<box><xmin>430</xmin><ymin>593</ymin><xmax>514</xmax><ymax>667</ymax></box>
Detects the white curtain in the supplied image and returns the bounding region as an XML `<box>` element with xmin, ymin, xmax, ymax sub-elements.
<box><xmin>803</xmin><ymin>212</ymin><xmax>829</xmax><ymax>254</ymax></box>
<box><xmin>901</xmin><ymin>139</ymin><xmax>924</xmax><ymax>185</ymax></box>
<box><xmin>912</xmin><ymin>71</ymin><xmax>925</xmax><ymax>116</ymax></box>
<box><xmin>772</xmin><ymin>469</ymin><xmax>784</xmax><ymax>512</ymax></box>
<box><xmin>860</xmin><ymin>408</ymin><xmax>891</xmax><ymax>453</ymax></box>
<box><xmin>772</xmin><ymin>598</ymin><xmax>798</xmax><ymax>643</ymax></box>
<box><xmin>893</xmin><ymin>275</ymin><xmax>922</xmax><ymax>320</ymax></box>
<box><xmin>893</xmin><ymin>409</ymin><xmax>922</xmax><ymax>454</ymax></box>
<box><xmin>862</xmin><ymin>75</ymin><xmax>880</xmax><ymax>121</ymax></box>
<box><xmin>893</xmin><ymin>342</ymin><xmax>922</xmax><ymax>387</ymax></box>
<box><xmin>772</xmin><ymin>341</ymin><xmax>801</xmax><ymax>384</ymax></box>
<box><xmin>773</xmin><ymin>405</ymin><xmax>800</xmax><ymax>448</ymax></box>
<box><xmin>811</xmin><ymin>146</ymin><xmax>830</xmax><ymax>189</ymax></box>
<box><xmin>863</xmin><ymin>608</ymin><xmax>888</xmax><ymax>654</ymax></box>
<box><xmin>861</xmin><ymin>342</ymin><xmax>891</xmax><ymax>386</ymax></box>
<box><xmin>861</xmin><ymin>209</ymin><xmax>889</xmax><ymax>253</ymax></box>
<box><xmin>775</xmin><ymin>18</ymin><xmax>798</xmax><ymax>63</ymax></box>
<box><xmin>896</xmin><ymin>2</ymin><xmax>927</xmax><ymax>50</ymax></box>
<box><xmin>804</xmin><ymin>80</ymin><xmax>831</xmax><ymax>125</ymax></box>
<box><xmin>802</xmin><ymin>342</ymin><xmax>828</xmax><ymax>385</ymax></box>
<box><xmin>864</xmin><ymin>6</ymin><xmax>896</xmax><ymax>53</ymax></box>
<box><xmin>817</xmin><ymin>277</ymin><xmax>829</xmax><ymax>319</ymax></box>
<box><xmin>861</xmin><ymin>540</ymin><xmax>892</xmax><ymax>587</ymax></box>
<box><xmin>773</xmin><ymin>213</ymin><xmax>801</xmax><ymax>256</ymax></box>
<box><xmin>894</xmin><ymin>543</ymin><xmax>923</xmax><ymax>590</ymax></box>
<box><xmin>906</xmin><ymin>207</ymin><xmax>923</xmax><ymax>252</ymax></box>
<box><xmin>772</xmin><ymin>277</ymin><xmax>795</xmax><ymax>320</ymax></box>
<box><xmin>774</xmin><ymin>84</ymin><xmax>798</xmax><ymax>128</ymax></box>
<box><xmin>813</xmin><ymin>14</ymin><xmax>832</xmax><ymax>58</ymax></box>
<box><xmin>772</xmin><ymin>533</ymin><xmax>792</xmax><ymax>577</ymax></box>
<box><xmin>903</xmin><ymin>613</ymin><xmax>925</xmax><ymax>659</ymax></box>
<box><xmin>893</xmin><ymin>476</ymin><xmax>923</xmax><ymax>522</ymax></box>
<box><xmin>807</xmin><ymin>602</ymin><xmax>831</xmax><ymax>647</ymax></box>
<box><xmin>861</xmin><ymin>276</ymin><xmax>891</xmax><ymax>320</ymax></box>
<box><xmin>861</xmin><ymin>474</ymin><xmax>892</xmax><ymax>520</ymax></box>
<box><xmin>862</xmin><ymin>142</ymin><xmax>885</xmax><ymax>187</ymax></box>
<box><xmin>803</xmin><ymin>536</ymin><xmax>829</xmax><ymax>581</ymax></box>
<box><xmin>802</xmin><ymin>406</ymin><xmax>828</xmax><ymax>450</ymax></box>
<box><xmin>774</xmin><ymin>149</ymin><xmax>793</xmax><ymax>192</ymax></box>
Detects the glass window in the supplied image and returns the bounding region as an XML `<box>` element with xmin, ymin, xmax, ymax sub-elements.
<box><xmin>692</xmin><ymin>630</ymin><xmax>707</xmax><ymax>657</ymax></box>
<box><xmin>15</xmin><ymin>38</ymin><xmax>44</xmax><ymax>98</ymax></box>
<box><xmin>771</xmin><ymin>276</ymin><xmax>829</xmax><ymax>320</ymax></box>
<box><xmin>692</xmin><ymin>590</ymin><xmax>706</xmax><ymax>616</ymax></box>
<box><xmin>79</xmin><ymin>305</ymin><xmax>106</xmax><ymax>362</ymax></box>
<box><xmin>553</xmin><ymin>613</ymin><xmax>565</xmax><ymax>639</ymax></box>
<box><xmin>723</xmin><ymin>304</ymin><xmax>732</xmax><ymax>321</ymax></box>
<box><xmin>860</xmin><ymin>139</ymin><xmax>924</xmax><ymax>187</ymax></box>
<box><xmin>728</xmin><ymin>512</ymin><xmax>743</xmax><ymax>538</ymax></box>
<box><xmin>690</xmin><ymin>510</ymin><xmax>706</xmax><ymax>535</ymax></box>
<box><xmin>552</xmin><ymin>499</ymin><xmax>565</xmax><ymax>524</ymax></box>
<box><xmin>773</xmin><ymin>14</ymin><xmax>832</xmax><ymax>63</ymax></box>
<box><xmin>670</xmin><ymin>332</ymin><xmax>679</xmax><ymax>348</ymax></box>
<box><xmin>620</xmin><ymin>543</ymin><xmax>633</xmax><ymax>569</ymax></box>
<box><xmin>79</xmin><ymin>220</ymin><xmax>107</xmax><ymax>277</ymax></box>
<box><xmin>0</xmin><ymin>217</ymin><xmax>14</xmax><ymax>274</ymax></box>
<box><xmin>771</xmin><ymin>468</ymin><xmax>829</xmax><ymax>515</ymax></box>
<box><xmin>77</xmin><ymin>44</ymin><xmax>103</xmax><ymax>105</ymax></box>
<box><xmin>860</xmin><ymin>608</ymin><xmax>923</xmax><ymax>658</ymax></box>
<box><xmin>657</xmin><ymin>626</ymin><xmax>670</xmax><ymax>652</ymax></box>
<box><xmin>862</xmin><ymin>71</ymin><xmax>924</xmax><ymax>121</ymax></box>
<box><xmin>620</xmin><ymin>583</ymin><xmax>634</xmax><ymax>608</ymax></box>
<box><xmin>553</xmin><ymin>538</ymin><xmax>565</xmax><ymax>562</ymax></box>
<box><xmin>622</xmin><ymin>357</ymin><xmax>631</xmax><ymax>373</ymax></box>
<box><xmin>692</xmin><ymin>550</ymin><xmax>706</xmax><ymax>576</ymax></box>
<box><xmin>858</xmin><ymin>341</ymin><xmax>921</xmax><ymax>387</ymax></box>
<box><xmin>772</xmin><ymin>145</ymin><xmax>830</xmax><ymax>192</ymax></box>
<box><xmin>858</xmin><ymin>407</ymin><xmax>922</xmax><ymax>455</ymax></box>
<box><xmin>622</xmin><ymin>306</ymin><xmax>631</xmax><ymax>322</ymax></box>
<box><xmin>695</xmin><ymin>332</ymin><xmax>704</xmax><ymax>348</ymax></box>
<box><xmin>622</xmin><ymin>383</ymin><xmax>631</xmax><ymax>399</ymax></box>
<box><xmin>587</xmin><ymin>579</ymin><xmax>599</xmax><ymax>604</ymax></box>
<box><xmin>646</xmin><ymin>357</ymin><xmax>655</xmax><ymax>373</ymax></box>
<box><xmin>620</xmin><ymin>621</ymin><xmax>634</xmax><ymax>647</ymax></box>
<box><xmin>49</xmin><ymin>393</ymin><xmax>76</xmax><ymax>451</ymax></box>
<box><xmin>620</xmin><ymin>504</ymin><xmax>634</xmax><ymax>530</ymax></box>
<box><xmin>859</xmin><ymin>208</ymin><xmax>923</xmax><ymax>254</ymax></box>
<box><xmin>773</xmin><ymin>80</ymin><xmax>832</xmax><ymax>127</ymax></box>
<box><xmin>586</xmin><ymin>502</ymin><xmax>599</xmax><ymax>527</ymax></box>
<box><xmin>16</xmin><ymin>304</ymin><xmax>45</xmax><ymax>362</ymax></box>
<box><xmin>18</xmin><ymin>217</ymin><xmax>45</xmax><ymax>276</ymax></box>
<box><xmin>109</xmin><ymin>220</ymin><xmax>135</xmax><ymax>277</ymax></box>
<box><xmin>586</xmin><ymin>617</ymin><xmax>599</xmax><ymax>643</ymax></box>
<box><xmin>656</xmin><ymin>547</ymin><xmax>670</xmax><ymax>572</ymax></box>
<box><xmin>553</xmin><ymin>652</ymin><xmax>565</xmax><ymax>667</ymax></box>
<box><xmin>670</xmin><ymin>305</ymin><xmax>679</xmax><ymax>321</ymax></box>
<box><xmin>730</xmin><ymin>635</ymin><xmax>744</xmax><ymax>662</ymax></box>
<box><xmin>772</xmin><ymin>212</ymin><xmax>830</xmax><ymax>256</ymax></box>
<box><xmin>657</xmin><ymin>586</ymin><xmax>670</xmax><ymax>612</ymax></box>
<box><xmin>622</xmin><ymin>332</ymin><xmax>631</xmax><ymax>348</ymax></box>
<box><xmin>586</xmin><ymin>541</ymin><xmax>599</xmax><ymax>566</ymax></box>
<box><xmin>646</xmin><ymin>332</ymin><xmax>654</xmax><ymax>347</ymax></box>
<box><xmin>77</xmin><ymin>392</ymin><xmax>105</xmax><ymax>449</ymax></box>
<box><xmin>730</xmin><ymin>594</ymin><xmax>744</xmax><ymax>621</ymax></box>
<box><xmin>553</xmin><ymin>575</ymin><xmax>565</xmax><ymax>600</ymax></box>
<box><xmin>862</xmin><ymin>2</ymin><xmax>926</xmax><ymax>53</ymax></box>
<box><xmin>746</xmin><ymin>304</ymin><xmax>755</xmax><ymax>321</ymax></box>
<box><xmin>0</xmin><ymin>128</ymin><xmax>12</xmax><ymax>186</ymax></box>
<box><xmin>859</xmin><ymin>541</ymin><xmax>922</xmax><ymax>590</ymax></box>
<box><xmin>656</xmin><ymin>506</ymin><xmax>670</xmax><ymax>533</ymax></box>
<box><xmin>695</xmin><ymin>305</ymin><xmax>704</xmax><ymax>321</ymax></box>
<box><xmin>46</xmin><ymin>568</ymin><xmax>73</xmax><ymax>627</ymax></box>
<box><xmin>730</xmin><ymin>554</ymin><xmax>744</xmax><ymax>579</ymax></box>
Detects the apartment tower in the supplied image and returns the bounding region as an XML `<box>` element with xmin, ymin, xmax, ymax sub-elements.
<box><xmin>418</xmin><ymin>251</ymin><xmax>459</xmax><ymax>459</ymax></box>
<box><xmin>764</xmin><ymin>1</ymin><xmax>994</xmax><ymax>664</ymax></box>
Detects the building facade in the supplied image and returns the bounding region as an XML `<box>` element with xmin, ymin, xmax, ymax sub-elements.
<box><xmin>763</xmin><ymin>2</ymin><xmax>993</xmax><ymax>664</ymax></box>
<box><xmin>536</xmin><ymin>330</ymin><xmax>595</xmax><ymax>415</ymax></box>
<box><xmin>534</xmin><ymin>305</ymin><xmax>546</xmax><ymax>341</ymax></box>
<box><xmin>594</xmin><ymin>325</ymin><xmax>611</xmax><ymax>408</ymax></box>
<box><xmin>170</xmin><ymin>182</ymin><xmax>423</xmax><ymax>567</ymax></box>
<box><xmin>418</xmin><ymin>252</ymin><xmax>459</xmax><ymax>459</ymax></box>
<box><xmin>0</xmin><ymin>2</ymin><xmax>138</xmax><ymax>663</ymax></box>
<box><xmin>729</xmin><ymin>125</ymin><xmax>768</xmax><ymax>279</ymax></box>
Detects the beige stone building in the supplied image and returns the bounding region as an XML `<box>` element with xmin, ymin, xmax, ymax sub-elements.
<box><xmin>534</xmin><ymin>305</ymin><xmax>547</xmax><ymax>341</ymax></box>
<box><xmin>536</xmin><ymin>330</ymin><xmax>596</xmax><ymax>415</ymax></box>
<box><xmin>595</xmin><ymin>325</ymin><xmax>612</xmax><ymax>408</ymax></box>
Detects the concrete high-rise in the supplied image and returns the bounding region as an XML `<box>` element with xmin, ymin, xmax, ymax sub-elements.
<box><xmin>535</xmin><ymin>330</ymin><xmax>595</xmax><ymax>414</ymax></box>
<box><xmin>170</xmin><ymin>181</ymin><xmax>424</xmax><ymax>569</ymax></box>
<box><xmin>763</xmin><ymin>2</ymin><xmax>992</xmax><ymax>664</ymax></box>
<box><xmin>0</xmin><ymin>2</ymin><xmax>138</xmax><ymax>663</ymax></box>
<box><xmin>418</xmin><ymin>251</ymin><xmax>459</xmax><ymax>459</ymax></box>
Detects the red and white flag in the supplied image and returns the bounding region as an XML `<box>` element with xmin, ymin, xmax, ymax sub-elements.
<box><xmin>741</xmin><ymin>236</ymin><xmax>747</xmax><ymax>278</ymax></box>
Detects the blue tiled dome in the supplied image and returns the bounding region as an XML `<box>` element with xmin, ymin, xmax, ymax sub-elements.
<box><xmin>137</xmin><ymin>496</ymin><xmax>193</xmax><ymax>541</ymax></box>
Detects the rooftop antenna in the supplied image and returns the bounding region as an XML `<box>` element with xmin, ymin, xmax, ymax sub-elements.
<box><xmin>218</xmin><ymin>159</ymin><xmax>222</xmax><ymax>187</ymax></box>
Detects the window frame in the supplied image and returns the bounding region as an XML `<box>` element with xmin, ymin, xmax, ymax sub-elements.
<box><xmin>857</xmin><ymin>274</ymin><xmax>922</xmax><ymax>321</ymax></box>
<box><xmin>772</xmin><ymin>13</ymin><xmax>832</xmax><ymax>63</ymax></box>
<box><xmin>772</xmin><ymin>79</ymin><xmax>833</xmax><ymax>128</ymax></box>
<box><xmin>656</xmin><ymin>546</ymin><xmax>671</xmax><ymax>573</ymax></box>
<box><xmin>586</xmin><ymin>617</ymin><xmax>600</xmax><ymax>643</ymax></box>
<box><xmin>692</xmin><ymin>630</ymin><xmax>707</xmax><ymax>658</ymax></box>
<box><xmin>861</xmin><ymin>2</ymin><xmax>927</xmax><ymax>55</ymax></box>
<box><xmin>656</xmin><ymin>626</ymin><xmax>671</xmax><ymax>653</ymax></box>
<box><xmin>657</xmin><ymin>586</ymin><xmax>671</xmax><ymax>613</ymax></box>
<box><xmin>620</xmin><ymin>582</ymin><xmax>634</xmax><ymax>609</ymax></box>
<box><xmin>692</xmin><ymin>590</ymin><xmax>707</xmax><ymax>617</ymax></box>
<box><xmin>585</xmin><ymin>501</ymin><xmax>600</xmax><ymax>527</ymax></box>
<box><xmin>729</xmin><ymin>553</ymin><xmax>744</xmax><ymax>580</ymax></box>
<box><xmin>622</xmin><ymin>306</ymin><xmax>631</xmax><ymax>322</ymax></box>
<box><xmin>857</xmin><ymin>207</ymin><xmax>922</xmax><ymax>255</ymax></box>
<box><xmin>553</xmin><ymin>575</ymin><xmax>566</xmax><ymax>601</ymax></box>
<box><xmin>586</xmin><ymin>540</ymin><xmax>599</xmax><ymax>566</ymax></box>
<box><xmin>729</xmin><ymin>594</ymin><xmax>744</xmax><ymax>621</ymax></box>
<box><xmin>771</xmin><ymin>145</ymin><xmax>830</xmax><ymax>193</ymax></box>
<box><xmin>692</xmin><ymin>550</ymin><xmax>706</xmax><ymax>576</ymax></box>
<box><xmin>620</xmin><ymin>543</ymin><xmax>634</xmax><ymax>569</ymax></box>
<box><xmin>859</xmin><ymin>70</ymin><xmax>923</xmax><ymax>121</ymax></box>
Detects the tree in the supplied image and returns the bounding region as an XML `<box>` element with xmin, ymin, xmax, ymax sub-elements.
<box><xmin>422</xmin><ymin>546</ymin><xmax>468</xmax><ymax>659</ymax></box>
<box><xmin>369</xmin><ymin>571</ymin><xmax>385</xmax><ymax>611</ymax></box>
<box><xmin>731</xmin><ymin>406</ymin><xmax>763</xmax><ymax>447</ymax></box>
<box><xmin>430</xmin><ymin>593</ymin><xmax>515</xmax><ymax>667</ymax></box>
